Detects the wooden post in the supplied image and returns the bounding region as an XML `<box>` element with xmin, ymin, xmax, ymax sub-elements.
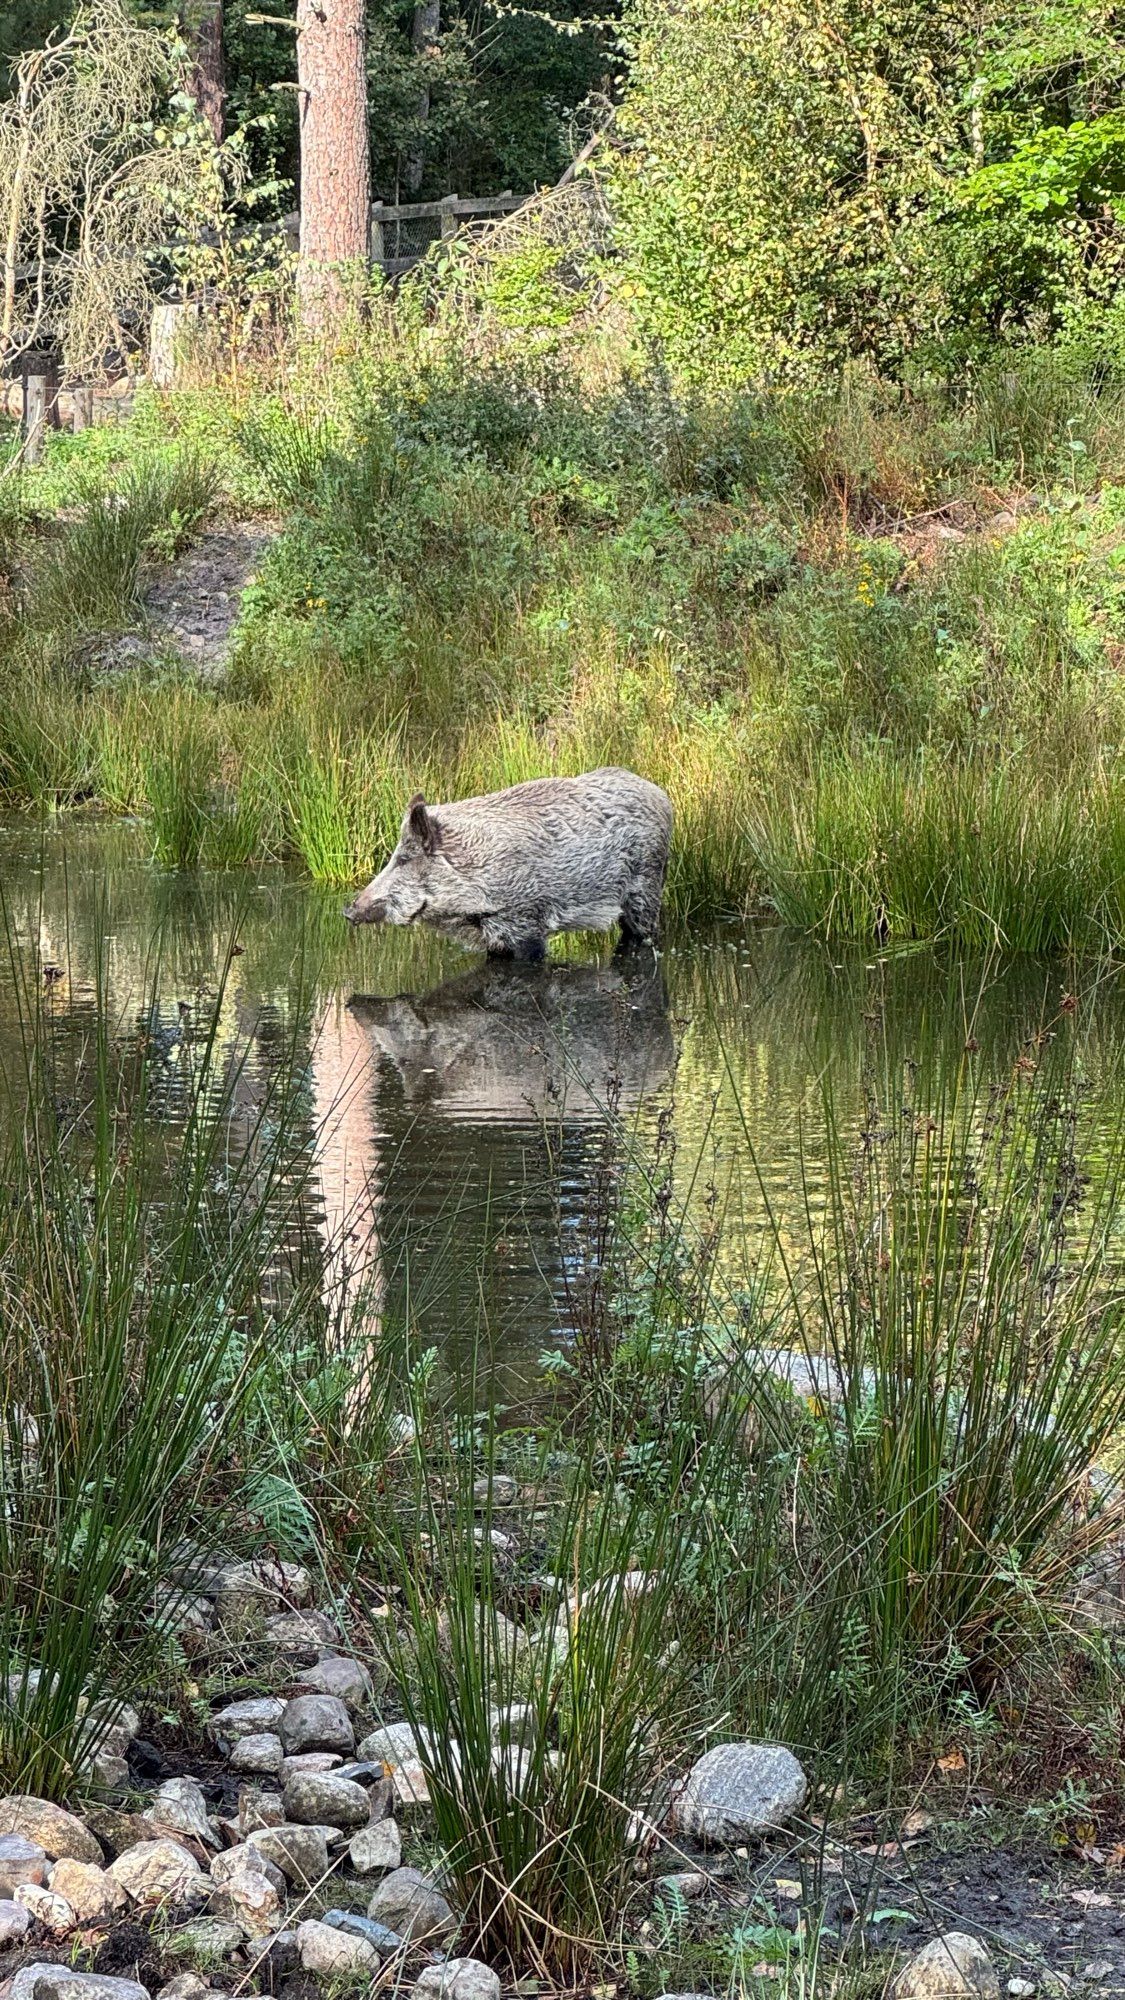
<box><xmin>440</xmin><ymin>194</ymin><xmax>457</xmax><ymax>242</ymax></box>
<box><xmin>71</xmin><ymin>384</ymin><xmax>94</xmax><ymax>433</ymax></box>
<box><xmin>22</xmin><ymin>355</ymin><xmax>58</xmax><ymax>464</ymax></box>
<box><xmin>149</xmin><ymin>301</ymin><xmax>200</xmax><ymax>389</ymax></box>
<box><xmin>369</xmin><ymin>201</ymin><xmax>385</xmax><ymax>273</ymax></box>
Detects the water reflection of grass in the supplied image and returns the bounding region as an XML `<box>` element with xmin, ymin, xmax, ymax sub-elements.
<box><xmin>1</xmin><ymin>899</ymin><xmax>1124</xmax><ymax>1988</ymax></box>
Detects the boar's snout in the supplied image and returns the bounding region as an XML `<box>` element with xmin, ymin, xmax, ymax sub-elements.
<box><xmin>345</xmin><ymin>886</ymin><xmax>385</xmax><ymax>925</ymax></box>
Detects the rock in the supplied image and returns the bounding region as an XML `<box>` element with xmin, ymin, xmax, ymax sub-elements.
<box><xmin>14</xmin><ymin>1883</ymin><xmax>75</xmax><ymax>1933</ymax></box>
<box><xmin>416</xmin><ymin>1959</ymin><xmax>501</xmax><ymax>2000</ymax></box>
<box><xmin>230</xmin><ymin>1734</ymin><xmax>283</xmax><ymax>1777</ymax></box>
<box><xmin>1007</xmin><ymin>1985</ymin><xmax>1036</xmax><ymax>1999</ymax></box>
<box><xmin>211</xmin><ymin>1845</ymin><xmax>285</xmax><ymax>1893</ymax></box>
<box><xmin>278</xmin><ymin>1695</ymin><xmax>354</xmax><ymax>1758</ymax></box>
<box><xmin>292</xmin><ymin>1657</ymin><xmax>373</xmax><ymax>1711</ymax></box>
<box><xmin>282</xmin><ymin>1772</ymin><xmax>371</xmax><ymax>1830</ymax></box>
<box><xmin>322</xmin><ymin>1910</ymin><xmax>403</xmax><ymax>1954</ymax></box>
<box><xmin>655</xmin><ymin>1870</ymin><xmax>709</xmax><ymax>1900</ymax></box>
<box><xmin>393</xmin><ymin>1762</ymin><xmax>431</xmax><ymax>1810</ymax></box>
<box><xmin>333</xmin><ymin>1763</ymin><xmax>392</xmax><ymax>1794</ymax></box>
<box><xmin>0</xmin><ymin>1898</ymin><xmax>30</xmax><ymax>1943</ymax></box>
<box><xmin>9</xmin><ymin>1970</ymin><xmax>149</xmax><ymax>2000</ymax></box>
<box><xmin>245</xmin><ymin>1824</ymin><xmax>329</xmax><ymax>1887</ymax></box>
<box><xmin>144</xmin><ymin>1778</ymin><xmax>220</xmax><ymax>1849</ymax></box>
<box><xmin>357</xmin><ymin>1720</ymin><xmax>430</xmax><ymax>1767</ymax></box>
<box><xmin>236</xmin><ymin>1790</ymin><xmax>286</xmax><ymax>1837</ymax></box>
<box><xmin>0</xmin><ymin>1833</ymin><xmax>49</xmax><ymax>1894</ymax></box>
<box><xmin>82</xmin><ymin>1809</ymin><xmax>149</xmax><ymax>1859</ymax></box>
<box><xmin>262</xmin><ymin>1610</ymin><xmax>338</xmax><ymax>1651</ymax></box>
<box><xmin>82</xmin><ymin>1750</ymin><xmax>129</xmax><ymax>1797</ymax></box>
<box><xmin>348</xmin><ymin>1819</ymin><xmax>401</xmax><ymax>1874</ymax></box>
<box><xmin>280</xmin><ymin>1753</ymin><xmax>342</xmax><ymax>1778</ymax></box>
<box><xmin>208</xmin><ymin>1848</ymin><xmax>283</xmax><ymax>1936</ymax></box>
<box><xmin>256</xmin><ymin>1928</ymin><xmax>298</xmax><ymax>1976</ymax></box>
<box><xmin>473</xmin><ymin>1475</ymin><xmax>517</xmax><ymax>1508</ymax></box>
<box><xmin>47</xmin><ymin>1860</ymin><xmax>125</xmax><ymax>1923</ymax></box>
<box><xmin>367</xmin><ymin>1866</ymin><xmax>455</xmax><ymax>1942</ymax></box>
<box><xmin>200</xmin><ymin>1557</ymin><xmax>312</xmax><ymax>1611</ymax></box>
<box><xmin>163</xmin><ymin>1916</ymin><xmax>245</xmax><ymax>1964</ymax></box>
<box><xmin>0</xmin><ymin>1799</ymin><xmax>102</xmax><ymax>1865</ymax></box>
<box><xmin>208</xmin><ymin>1697</ymin><xmax>286</xmax><ymax>1747</ymax></box>
<box><xmin>156</xmin><ymin>1977</ymin><xmax>211</xmax><ymax>2000</ymax></box>
<box><xmin>153</xmin><ymin>1587</ymin><xmax>213</xmax><ymax>1637</ymax></box>
<box><xmin>296</xmin><ymin>1918</ymin><xmax>382</xmax><ymax>1977</ymax></box>
<box><xmin>892</xmin><ymin>1935</ymin><xmax>1000</xmax><ymax>2000</ymax></box>
<box><xmin>109</xmin><ymin>1838</ymin><xmax>208</xmax><ymax>1910</ymax></box>
<box><xmin>489</xmin><ymin>1704</ymin><xmax>537</xmax><ymax>1749</ymax></box>
<box><xmin>672</xmin><ymin>1743</ymin><xmax>807</xmax><ymax>1844</ymax></box>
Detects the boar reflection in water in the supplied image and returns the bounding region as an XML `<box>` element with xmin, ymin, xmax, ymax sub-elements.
<box><xmin>348</xmin><ymin>956</ymin><xmax>674</xmax><ymax>1122</ymax></box>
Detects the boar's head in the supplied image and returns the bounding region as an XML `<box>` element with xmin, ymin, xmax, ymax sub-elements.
<box><xmin>345</xmin><ymin>793</ymin><xmax>488</xmax><ymax>931</ymax></box>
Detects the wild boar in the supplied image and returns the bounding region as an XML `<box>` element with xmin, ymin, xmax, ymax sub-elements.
<box><xmin>348</xmin><ymin>953</ymin><xmax>674</xmax><ymax>1122</ymax></box>
<box><xmin>344</xmin><ymin>768</ymin><xmax>673</xmax><ymax>959</ymax></box>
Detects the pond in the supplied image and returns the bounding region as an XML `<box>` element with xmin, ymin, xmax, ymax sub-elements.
<box><xmin>3</xmin><ymin>816</ymin><xmax>1124</xmax><ymax>1398</ymax></box>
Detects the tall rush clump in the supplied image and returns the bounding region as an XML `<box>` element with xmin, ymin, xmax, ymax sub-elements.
<box><xmin>0</xmin><ymin>923</ymin><xmax>318</xmax><ymax>1796</ymax></box>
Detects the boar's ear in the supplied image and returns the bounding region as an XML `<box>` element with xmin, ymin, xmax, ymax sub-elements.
<box><xmin>407</xmin><ymin>791</ymin><xmax>439</xmax><ymax>856</ymax></box>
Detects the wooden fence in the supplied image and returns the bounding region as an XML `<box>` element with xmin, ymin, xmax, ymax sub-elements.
<box><xmin>279</xmin><ymin>193</ymin><xmax>528</xmax><ymax>277</ymax></box>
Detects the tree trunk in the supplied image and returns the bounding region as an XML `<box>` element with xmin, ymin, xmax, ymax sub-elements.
<box><xmin>296</xmin><ymin>0</ymin><xmax>370</xmax><ymax>327</ymax></box>
<box><xmin>405</xmin><ymin>0</ymin><xmax>439</xmax><ymax>196</ymax></box>
<box><xmin>189</xmin><ymin>0</ymin><xmax>225</xmax><ymax>146</ymax></box>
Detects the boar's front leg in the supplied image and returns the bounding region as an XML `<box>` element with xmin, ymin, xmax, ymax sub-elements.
<box><xmin>481</xmin><ymin>913</ymin><xmax>547</xmax><ymax>962</ymax></box>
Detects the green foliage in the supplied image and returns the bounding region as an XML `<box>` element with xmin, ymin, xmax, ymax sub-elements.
<box><xmin>612</xmin><ymin>0</ymin><xmax>1125</xmax><ymax>381</ymax></box>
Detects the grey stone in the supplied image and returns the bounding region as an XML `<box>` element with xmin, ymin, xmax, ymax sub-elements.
<box><xmin>473</xmin><ymin>1475</ymin><xmax>517</xmax><ymax>1508</ymax></box>
<box><xmin>153</xmin><ymin>1587</ymin><xmax>213</xmax><ymax>1637</ymax></box>
<box><xmin>367</xmin><ymin>1866</ymin><xmax>455</xmax><ymax>1942</ymax></box>
<box><xmin>348</xmin><ymin>1819</ymin><xmax>401</xmax><ymax>1874</ymax></box>
<box><xmin>0</xmin><ymin>1833</ymin><xmax>49</xmax><ymax>1894</ymax></box>
<box><xmin>208</xmin><ymin>1848</ymin><xmax>283</xmax><ymax>1936</ymax></box>
<box><xmin>415</xmin><ymin>1961</ymin><xmax>500</xmax><ymax>2000</ymax></box>
<box><xmin>1007</xmin><ymin>1985</ymin><xmax>1036</xmax><ymax>1999</ymax></box>
<box><xmin>282</xmin><ymin>1772</ymin><xmax>371</xmax><ymax>1830</ymax></box>
<box><xmin>245</xmin><ymin>1824</ymin><xmax>329</xmax><ymax>1887</ymax></box>
<box><xmin>163</xmin><ymin>1917</ymin><xmax>246</xmax><ymax>1964</ymax></box>
<box><xmin>109</xmin><ymin>1838</ymin><xmax>208</xmax><ymax>1910</ymax></box>
<box><xmin>236</xmin><ymin>1789</ymin><xmax>286</xmax><ymax>1836</ymax></box>
<box><xmin>82</xmin><ymin>1750</ymin><xmax>129</xmax><ymax>1797</ymax></box>
<box><xmin>156</xmin><ymin>1978</ymin><xmax>211</xmax><ymax>2000</ymax></box>
<box><xmin>230</xmin><ymin>1734</ymin><xmax>283</xmax><ymax>1777</ymax></box>
<box><xmin>278</xmin><ymin>1694</ymin><xmax>354</xmax><ymax>1757</ymax></box>
<box><xmin>9</xmin><ymin>1970</ymin><xmax>149</xmax><ymax>2000</ymax></box>
<box><xmin>144</xmin><ymin>1777</ymin><xmax>219</xmax><ymax>1849</ymax></box>
<box><xmin>262</xmin><ymin>1610</ymin><xmax>338</xmax><ymax>1651</ymax></box>
<box><xmin>892</xmin><ymin>1935</ymin><xmax>1000</xmax><ymax>2000</ymax></box>
<box><xmin>672</xmin><ymin>1742</ymin><xmax>807</xmax><ymax>1844</ymax></box>
<box><xmin>357</xmin><ymin>1720</ymin><xmax>431</xmax><ymax>1767</ymax></box>
<box><xmin>201</xmin><ymin>1558</ymin><xmax>313</xmax><ymax>1613</ymax></box>
<box><xmin>0</xmin><ymin>1798</ymin><xmax>103</xmax><ymax>1865</ymax></box>
<box><xmin>208</xmin><ymin>1696</ymin><xmax>286</xmax><ymax>1747</ymax></box>
<box><xmin>292</xmin><ymin>1656</ymin><xmax>373</xmax><ymax>1711</ymax></box>
<box><xmin>322</xmin><ymin>1910</ymin><xmax>404</xmax><ymax>1955</ymax></box>
<box><xmin>280</xmin><ymin>1752</ymin><xmax>342</xmax><ymax>1778</ymax></box>
<box><xmin>333</xmin><ymin>1763</ymin><xmax>391</xmax><ymax>1792</ymax></box>
<box><xmin>0</xmin><ymin>1897</ymin><xmax>30</xmax><ymax>1943</ymax></box>
<box><xmin>296</xmin><ymin>1918</ymin><xmax>382</xmax><ymax>1977</ymax></box>
<box><xmin>14</xmin><ymin>1883</ymin><xmax>74</xmax><ymax>1932</ymax></box>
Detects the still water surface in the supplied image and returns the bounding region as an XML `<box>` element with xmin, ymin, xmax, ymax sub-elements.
<box><xmin>3</xmin><ymin>818</ymin><xmax>1124</xmax><ymax>1393</ymax></box>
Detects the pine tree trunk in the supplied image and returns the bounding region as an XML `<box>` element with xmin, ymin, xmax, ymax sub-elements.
<box><xmin>189</xmin><ymin>0</ymin><xmax>225</xmax><ymax>145</ymax></box>
<box><xmin>405</xmin><ymin>0</ymin><xmax>440</xmax><ymax>196</ymax></box>
<box><xmin>296</xmin><ymin>0</ymin><xmax>370</xmax><ymax>327</ymax></box>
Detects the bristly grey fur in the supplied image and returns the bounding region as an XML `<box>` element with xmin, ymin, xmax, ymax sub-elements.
<box><xmin>344</xmin><ymin>768</ymin><xmax>673</xmax><ymax>959</ymax></box>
